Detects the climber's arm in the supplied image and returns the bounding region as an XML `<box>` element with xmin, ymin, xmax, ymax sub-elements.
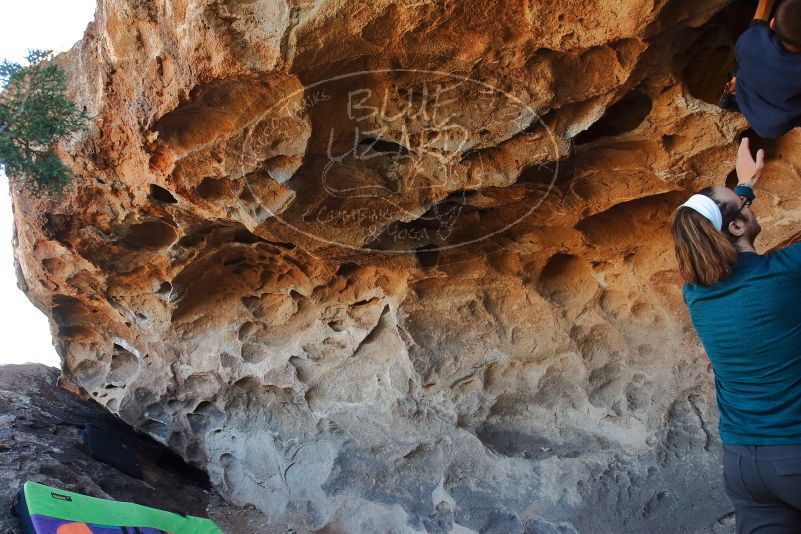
<box><xmin>754</xmin><ymin>0</ymin><xmax>777</xmax><ymax>21</ymax></box>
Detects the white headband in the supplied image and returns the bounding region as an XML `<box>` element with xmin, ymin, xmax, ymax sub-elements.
<box><xmin>679</xmin><ymin>194</ymin><xmax>722</xmax><ymax>231</ymax></box>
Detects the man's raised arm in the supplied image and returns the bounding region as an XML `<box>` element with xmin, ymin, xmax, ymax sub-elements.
<box><xmin>754</xmin><ymin>0</ymin><xmax>777</xmax><ymax>21</ymax></box>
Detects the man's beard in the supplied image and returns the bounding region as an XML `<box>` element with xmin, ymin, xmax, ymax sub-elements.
<box><xmin>750</xmin><ymin>218</ymin><xmax>761</xmax><ymax>242</ymax></box>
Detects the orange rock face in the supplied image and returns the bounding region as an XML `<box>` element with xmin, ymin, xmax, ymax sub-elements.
<box><xmin>9</xmin><ymin>0</ymin><xmax>801</xmax><ymax>531</ymax></box>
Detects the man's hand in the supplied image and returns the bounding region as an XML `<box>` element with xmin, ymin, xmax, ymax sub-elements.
<box><xmin>736</xmin><ymin>137</ymin><xmax>766</xmax><ymax>187</ymax></box>
<box><xmin>724</xmin><ymin>76</ymin><xmax>736</xmax><ymax>95</ymax></box>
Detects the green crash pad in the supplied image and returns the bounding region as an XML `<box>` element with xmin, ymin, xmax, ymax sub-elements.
<box><xmin>15</xmin><ymin>481</ymin><xmax>223</xmax><ymax>534</ymax></box>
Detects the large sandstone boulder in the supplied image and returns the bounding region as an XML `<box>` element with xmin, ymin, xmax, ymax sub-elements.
<box><xmin>9</xmin><ymin>0</ymin><xmax>801</xmax><ymax>531</ymax></box>
<box><xmin>0</xmin><ymin>364</ymin><xmax>274</xmax><ymax>533</ymax></box>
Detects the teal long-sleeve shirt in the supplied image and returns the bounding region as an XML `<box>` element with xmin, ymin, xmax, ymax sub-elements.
<box><xmin>683</xmin><ymin>244</ymin><xmax>801</xmax><ymax>445</ymax></box>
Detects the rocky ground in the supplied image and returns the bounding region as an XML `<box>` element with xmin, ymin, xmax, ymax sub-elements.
<box><xmin>0</xmin><ymin>363</ymin><xmax>279</xmax><ymax>534</ymax></box>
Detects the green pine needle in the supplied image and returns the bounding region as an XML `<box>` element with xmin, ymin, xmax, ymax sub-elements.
<box><xmin>0</xmin><ymin>49</ymin><xmax>90</xmax><ymax>198</ymax></box>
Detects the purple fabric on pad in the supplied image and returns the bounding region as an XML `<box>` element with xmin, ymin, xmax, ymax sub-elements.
<box><xmin>30</xmin><ymin>515</ymin><xmax>169</xmax><ymax>533</ymax></box>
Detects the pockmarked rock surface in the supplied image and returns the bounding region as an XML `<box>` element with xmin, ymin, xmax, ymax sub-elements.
<box><xmin>8</xmin><ymin>0</ymin><xmax>801</xmax><ymax>531</ymax></box>
<box><xmin>0</xmin><ymin>364</ymin><xmax>276</xmax><ymax>534</ymax></box>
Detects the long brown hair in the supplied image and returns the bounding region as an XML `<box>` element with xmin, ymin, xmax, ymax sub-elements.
<box><xmin>670</xmin><ymin>187</ymin><xmax>742</xmax><ymax>286</ymax></box>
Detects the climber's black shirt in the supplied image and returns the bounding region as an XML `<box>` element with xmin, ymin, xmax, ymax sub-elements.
<box><xmin>735</xmin><ymin>20</ymin><xmax>801</xmax><ymax>139</ymax></box>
